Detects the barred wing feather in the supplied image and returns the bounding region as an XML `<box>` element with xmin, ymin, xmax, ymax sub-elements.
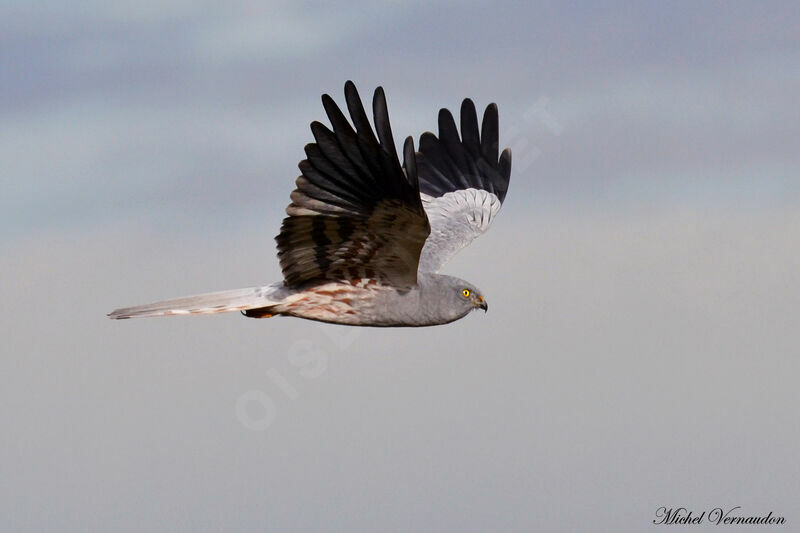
<box><xmin>276</xmin><ymin>81</ymin><xmax>430</xmax><ymax>288</ymax></box>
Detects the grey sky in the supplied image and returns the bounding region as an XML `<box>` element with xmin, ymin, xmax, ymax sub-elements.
<box><xmin>2</xmin><ymin>2</ymin><xmax>799</xmax><ymax>531</ymax></box>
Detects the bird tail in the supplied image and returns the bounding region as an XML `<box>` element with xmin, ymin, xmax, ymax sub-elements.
<box><xmin>107</xmin><ymin>284</ymin><xmax>284</xmax><ymax>319</ymax></box>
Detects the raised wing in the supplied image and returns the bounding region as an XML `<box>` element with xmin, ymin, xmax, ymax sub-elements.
<box><xmin>414</xmin><ymin>99</ymin><xmax>512</xmax><ymax>273</ymax></box>
<box><xmin>276</xmin><ymin>81</ymin><xmax>430</xmax><ymax>288</ymax></box>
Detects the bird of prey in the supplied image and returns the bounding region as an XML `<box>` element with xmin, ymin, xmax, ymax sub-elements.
<box><xmin>108</xmin><ymin>81</ymin><xmax>511</xmax><ymax>327</ymax></box>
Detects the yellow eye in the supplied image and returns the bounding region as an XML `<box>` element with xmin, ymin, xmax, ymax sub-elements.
<box><xmin>462</xmin><ymin>289</ymin><xmax>471</xmax><ymax>298</ymax></box>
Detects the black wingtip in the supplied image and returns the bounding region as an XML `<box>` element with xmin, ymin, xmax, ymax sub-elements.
<box><xmin>320</xmin><ymin>93</ymin><xmax>335</xmax><ymax>111</ymax></box>
<box><xmin>344</xmin><ymin>80</ymin><xmax>375</xmax><ymax>140</ymax></box>
<box><xmin>372</xmin><ymin>86</ymin><xmax>397</xmax><ymax>159</ymax></box>
<box><xmin>500</xmin><ymin>148</ymin><xmax>512</xmax><ymax>178</ymax></box>
<box><xmin>419</xmin><ymin>131</ymin><xmax>437</xmax><ymax>145</ymax></box>
<box><xmin>437</xmin><ymin>108</ymin><xmax>460</xmax><ymax>142</ymax></box>
<box><xmin>460</xmin><ymin>98</ymin><xmax>480</xmax><ymax>155</ymax></box>
<box><xmin>496</xmin><ymin>148</ymin><xmax>512</xmax><ymax>203</ymax></box>
<box><xmin>481</xmin><ymin>103</ymin><xmax>499</xmax><ymax>163</ymax></box>
<box><xmin>320</xmin><ymin>94</ymin><xmax>340</xmax><ymax>127</ymax></box>
<box><xmin>309</xmin><ymin>120</ymin><xmax>332</xmax><ymax>142</ymax></box>
<box><xmin>460</xmin><ymin>99</ymin><xmax>478</xmax><ymax>126</ymax></box>
<box><xmin>403</xmin><ymin>136</ymin><xmax>418</xmax><ymax>187</ymax></box>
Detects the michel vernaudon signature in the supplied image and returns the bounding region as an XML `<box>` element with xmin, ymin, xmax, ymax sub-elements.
<box><xmin>654</xmin><ymin>506</ymin><xmax>786</xmax><ymax>525</ymax></box>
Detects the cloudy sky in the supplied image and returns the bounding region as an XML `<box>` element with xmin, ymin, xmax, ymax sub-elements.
<box><xmin>2</xmin><ymin>2</ymin><xmax>799</xmax><ymax>531</ymax></box>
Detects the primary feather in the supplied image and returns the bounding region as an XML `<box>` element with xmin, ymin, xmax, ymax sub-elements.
<box><xmin>415</xmin><ymin>99</ymin><xmax>511</xmax><ymax>272</ymax></box>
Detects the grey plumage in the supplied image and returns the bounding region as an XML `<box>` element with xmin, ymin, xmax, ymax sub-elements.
<box><xmin>108</xmin><ymin>81</ymin><xmax>510</xmax><ymax>326</ymax></box>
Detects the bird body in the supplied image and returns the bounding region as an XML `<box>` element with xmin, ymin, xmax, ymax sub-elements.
<box><xmin>273</xmin><ymin>273</ymin><xmax>486</xmax><ymax>327</ymax></box>
<box><xmin>109</xmin><ymin>82</ymin><xmax>511</xmax><ymax>327</ymax></box>
<box><xmin>111</xmin><ymin>273</ymin><xmax>485</xmax><ymax>327</ymax></box>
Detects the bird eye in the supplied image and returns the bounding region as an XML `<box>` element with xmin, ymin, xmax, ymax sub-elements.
<box><xmin>462</xmin><ymin>289</ymin><xmax>470</xmax><ymax>298</ymax></box>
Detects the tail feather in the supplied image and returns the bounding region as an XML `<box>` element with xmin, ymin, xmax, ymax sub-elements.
<box><xmin>108</xmin><ymin>284</ymin><xmax>282</xmax><ymax>319</ymax></box>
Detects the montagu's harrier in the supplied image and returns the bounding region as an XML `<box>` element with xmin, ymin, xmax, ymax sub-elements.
<box><xmin>109</xmin><ymin>82</ymin><xmax>511</xmax><ymax>327</ymax></box>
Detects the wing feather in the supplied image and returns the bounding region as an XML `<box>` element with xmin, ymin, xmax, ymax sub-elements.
<box><xmin>277</xmin><ymin>82</ymin><xmax>430</xmax><ymax>288</ymax></box>
<box><xmin>415</xmin><ymin>99</ymin><xmax>512</xmax><ymax>273</ymax></box>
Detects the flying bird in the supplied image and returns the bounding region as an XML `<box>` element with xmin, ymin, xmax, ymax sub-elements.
<box><xmin>108</xmin><ymin>82</ymin><xmax>511</xmax><ymax>326</ymax></box>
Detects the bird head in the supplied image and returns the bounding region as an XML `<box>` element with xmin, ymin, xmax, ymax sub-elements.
<box><xmin>457</xmin><ymin>285</ymin><xmax>488</xmax><ymax>313</ymax></box>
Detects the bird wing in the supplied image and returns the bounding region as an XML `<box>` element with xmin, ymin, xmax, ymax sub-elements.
<box><xmin>276</xmin><ymin>81</ymin><xmax>430</xmax><ymax>288</ymax></box>
<box><xmin>414</xmin><ymin>99</ymin><xmax>512</xmax><ymax>273</ymax></box>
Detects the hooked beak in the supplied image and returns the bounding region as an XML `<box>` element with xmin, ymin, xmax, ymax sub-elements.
<box><xmin>477</xmin><ymin>295</ymin><xmax>488</xmax><ymax>312</ymax></box>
